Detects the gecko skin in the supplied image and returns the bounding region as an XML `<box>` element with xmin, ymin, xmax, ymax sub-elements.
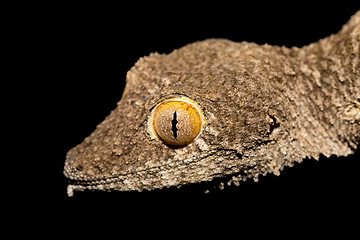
<box><xmin>64</xmin><ymin>11</ymin><xmax>360</xmax><ymax>196</ymax></box>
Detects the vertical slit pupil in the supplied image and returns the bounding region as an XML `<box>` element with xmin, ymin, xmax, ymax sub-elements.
<box><xmin>171</xmin><ymin>111</ymin><xmax>178</xmax><ymax>139</ymax></box>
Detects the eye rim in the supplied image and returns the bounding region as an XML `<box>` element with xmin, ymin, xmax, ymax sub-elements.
<box><xmin>147</xmin><ymin>96</ymin><xmax>207</xmax><ymax>147</ymax></box>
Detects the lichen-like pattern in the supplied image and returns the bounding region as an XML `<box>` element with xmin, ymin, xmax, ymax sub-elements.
<box><xmin>64</xmin><ymin>11</ymin><xmax>359</xmax><ymax>196</ymax></box>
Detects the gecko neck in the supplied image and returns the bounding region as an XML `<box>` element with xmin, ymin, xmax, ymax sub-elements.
<box><xmin>286</xmin><ymin>14</ymin><xmax>360</xmax><ymax>159</ymax></box>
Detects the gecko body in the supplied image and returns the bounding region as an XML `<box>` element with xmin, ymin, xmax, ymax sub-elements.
<box><xmin>64</xmin><ymin>11</ymin><xmax>360</xmax><ymax>196</ymax></box>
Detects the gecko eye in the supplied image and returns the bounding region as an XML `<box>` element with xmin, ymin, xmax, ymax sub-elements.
<box><xmin>147</xmin><ymin>97</ymin><xmax>207</xmax><ymax>148</ymax></box>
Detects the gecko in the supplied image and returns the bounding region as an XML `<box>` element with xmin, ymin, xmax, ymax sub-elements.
<box><xmin>64</xmin><ymin>11</ymin><xmax>360</xmax><ymax>196</ymax></box>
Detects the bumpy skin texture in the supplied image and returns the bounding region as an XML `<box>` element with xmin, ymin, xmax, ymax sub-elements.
<box><xmin>64</xmin><ymin>12</ymin><xmax>359</xmax><ymax>196</ymax></box>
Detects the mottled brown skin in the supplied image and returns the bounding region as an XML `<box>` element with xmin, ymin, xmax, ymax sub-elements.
<box><xmin>64</xmin><ymin>11</ymin><xmax>359</xmax><ymax>196</ymax></box>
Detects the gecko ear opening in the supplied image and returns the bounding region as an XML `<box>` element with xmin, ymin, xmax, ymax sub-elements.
<box><xmin>147</xmin><ymin>96</ymin><xmax>207</xmax><ymax>148</ymax></box>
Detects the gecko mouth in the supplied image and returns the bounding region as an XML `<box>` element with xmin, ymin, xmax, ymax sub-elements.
<box><xmin>65</xmin><ymin>148</ymin><xmax>244</xmax><ymax>196</ymax></box>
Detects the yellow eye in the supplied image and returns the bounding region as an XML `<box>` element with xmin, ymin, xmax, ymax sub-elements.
<box><xmin>148</xmin><ymin>97</ymin><xmax>207</xmax><ymax>148</ymax></box>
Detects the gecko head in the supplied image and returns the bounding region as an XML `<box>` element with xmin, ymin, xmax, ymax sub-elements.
<box><xmin>64</xmin><ymin>39</ymin><xmax>286</xmax><ymax>195</ymax></box>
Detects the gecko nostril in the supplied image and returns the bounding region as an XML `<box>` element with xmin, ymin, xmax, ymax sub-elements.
<box><xmin>147</xmin><ymin>97</ymin><xmax>207</xmax><ymax>148</ymax></box>
<box><xmin>75</xmin><ymin>164</ymin><xmax>84</xmax><ymax>171</ymax></box>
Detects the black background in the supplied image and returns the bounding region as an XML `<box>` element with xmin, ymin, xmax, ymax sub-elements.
<box><xmin>25</xmin><ymin>3</ymin><xmax>359</xmax><ymax>231</ymax></box>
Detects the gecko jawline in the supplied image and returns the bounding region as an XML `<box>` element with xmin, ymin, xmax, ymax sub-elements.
<box><xmin>66</xmin><ymin>149</ymin><xmax>245</xmax><ymax>195</ymax></box>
